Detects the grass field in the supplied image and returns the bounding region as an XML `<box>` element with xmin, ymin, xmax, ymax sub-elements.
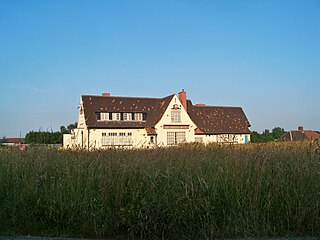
<box><xmin>0</xmin><ymin>142</ymin><xmax>319</xmax><ymax>239</ymax></box>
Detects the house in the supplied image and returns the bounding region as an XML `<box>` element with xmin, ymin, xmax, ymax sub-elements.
<box><xmin>63</xmin><ymin>89</ymin><xmax>251</xmax><ymax>149</ymax></box>
<box><xmin>0</xmin><ymin>138</ymin><xmax>24</xmax><ymax>146</ymax></box>
<box><xmin>277</xmin><ymin>126</ymin><xmax>320</xmax><ymax>142</ymax></box>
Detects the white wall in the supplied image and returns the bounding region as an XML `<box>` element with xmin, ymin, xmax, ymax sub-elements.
<box><xmin>155</xmin><ymin>95</ymin><xmax>197</xmax><ymax>146</ymax></box>
<box><xmin>196</xmin><ymin>133</ymin><xmax>251</xmax><ymax>144</ymax></box>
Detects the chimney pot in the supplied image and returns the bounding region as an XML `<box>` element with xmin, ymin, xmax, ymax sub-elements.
<box><xmin>298</xmin><ymin>126</ymin><xmax>304</xmax><ymax>131</ymax></box>
<box><xmin>102</xmin><ymin>93</ymin><xmax>110</xmax><ymax>97</ymax></box>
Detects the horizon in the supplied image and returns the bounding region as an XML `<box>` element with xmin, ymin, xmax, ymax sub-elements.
<box><xmin>1</xmin><ymin>0</ymin><xmax>319</xmax><ymax>137</ymax></box>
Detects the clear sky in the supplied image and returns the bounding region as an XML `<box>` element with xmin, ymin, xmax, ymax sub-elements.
<box><xmin>0</xmin><ymin>0</ymin><xmax>319</xmax><ymax>137</ymax></box>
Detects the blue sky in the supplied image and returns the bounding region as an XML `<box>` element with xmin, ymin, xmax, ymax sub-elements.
<box><xmin>0</xmin><ymin>0</ymin><xmax>319</xmax><ymax>137</ymax></box>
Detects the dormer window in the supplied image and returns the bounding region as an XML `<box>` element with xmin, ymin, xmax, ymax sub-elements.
<box><xmin>171</xmin><ymin>110</ymin><xmax>181</xmax><ymax>123</ymax></box>
<box><xmin>134</xmin><ymin>113</ymin><xmax>143</xmax><ymax>121</ymax></box>
<box><xmin>100</xmin><ymin>112</ymin><xmax>109</xmax><ymax>121</ymax></box>
<box><xmin>123</xmin><ymin>113</ymin><xmax>132</xmax><ymax>121</ymax></box>
<box><xmin>97</xmin><ymin>112</ymin><xmax>146</xmax><ymax>121</ymax></box>
<box><xmin>112</xmin><ymin>113</ymin><xmax>121</xmax><ymax>121</ymax></box>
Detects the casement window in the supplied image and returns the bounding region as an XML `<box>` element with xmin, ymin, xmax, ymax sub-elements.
<box><xmin>101</xmin><ymin>132</ymin><xmax>132</xmax><ymax>146</ymax></box>
<box><xmin>97</xmin><ymin>112</ymin><xmax>109</xmax><ymax>121</ymax></box>
<box><xmin>97</xmin><ymin>112</ymin><xmax>145</xmax><ymax>122</ymax></box>
<box><xmin>171</xmin><ymin>111</ymin><xmax>181</xmax><ymax>123</ymax></box>
<box><xmin>134</xmin><ymin>113</ymin><xmax>143</xmax><ymax>121</ymax></box>
<box><xmin>167</xmin><ymin>131</ymin><xmax>186</xmax><ymax>145</ymax></box>
<box><xmin>100</xmin><ymin>112</ymin><xmax>109</xmax><ymax>121</ymax></box>
<box><xmin>112</xmin><ymin>113</ymin><xmax>121</xmax><ymax>121</ymax></box>
<box><xmin>123</xmin><ymin>113</ymin><xmax>132</xmax><ymax>121</ymax></box>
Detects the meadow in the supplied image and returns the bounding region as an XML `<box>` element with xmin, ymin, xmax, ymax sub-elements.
<box><xmin>0</xmin><ymin>142</ymin><xmax>319</xmax><ymax>239</ymax></box>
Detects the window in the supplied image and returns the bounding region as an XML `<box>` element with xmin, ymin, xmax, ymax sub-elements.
<box><xmin>171</xmin><ymin>111</ymin><xmax>181</xmax><ymax>123</ymax></box>
<box><xmin>167</xmin><ymin>131</ymin><xmax>186</xmax><ymax>145</ymax></box>
<box><xmin>134</xmin><ymin>113</ymin><xmax>143</xmax><ymax>121</ymax></box>
<box><xmin>112</xmin><ymin>113</ymin><xmax>121</xmax><ymax>121</ymax></box>
<box><xmin>149</xmin><ymin>136</ymin><xmax>157</xmax><ymax>144</ymax></box>
<box><xmin>123</xmin><ymin>113</ymin><xmax>132</xmax><ymax>121</ymax></box>
<box><xmin>101</xmin><ymin>132</ymin><xmax>132</xmax><ymax>146</ymax></box>
<box><xmin>100</xmin><ymin>112</ymin><xmax>109</xmax><ymax>121</ymax></box>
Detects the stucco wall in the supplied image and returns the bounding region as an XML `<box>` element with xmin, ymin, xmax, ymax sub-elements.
<box><xmin>155</xmin><ymin>95</ymin><xmax>196</xmax><ymax>145</ymax></box>
<box><xmin>64</xmin><ymin>128</ymin><xmax>148</xmax><ymax>150</ymax></box>
<box><xmin>196</xmin><ymin>133</ymin><xmax>251</xmax><ymax>144</ymax></box>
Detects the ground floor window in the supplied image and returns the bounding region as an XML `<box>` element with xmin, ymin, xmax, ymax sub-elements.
<box><xmin>167</xmin><ymin>131</ymin><xmax>186</xmax><ymax>145</ymax></box>
<box><xmin>217</xmin><ymin>134</ymin><xmax>238</xmax><ymax>143</ymax></box>
<box><xmin>149</xmin><ymin>135</ymin><xmax>157</xmax><ymax>144</ymax></box>
<box><xmin>102</xmin><ymin>132</ymin><xmax>132</xmax><ymax>146</ymax></box>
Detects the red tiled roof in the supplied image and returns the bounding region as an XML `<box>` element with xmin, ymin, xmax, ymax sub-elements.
<box><xmin>277</xmin><ymin>130</ymin><xmax>319</xmax><ymax>141</ymax></box>
<box><xmin>81</xmin><ymin>93</ymin><xmax>251</xmax><ymax>135</ymax></box>
<box><xmin>187</xmin><ymin>100</ymin><xmax>251</xmax><ymax>134</ymax></box>
<box><xmin>304</xmin><ymin>130</ymin><xmax>320</xmax><ymax>141</ymax></box>
<box><xmin>3</xmin><ymin>138</ymin><xmax>24</xmax><ymax>143</ymax></box>
<box><xmin>82</xmin><ymin>94</ymin><xmax>174</xmax><ymax>129</ymax></box>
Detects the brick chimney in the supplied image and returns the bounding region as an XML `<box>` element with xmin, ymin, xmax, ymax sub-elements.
<box><xmin>298</xmin><ymin>126</ymin><xmax>304</xmax><ymax>131</ymax></box>
<box><xmin>102</xmin><ymin>93</ymin><xmax>110</xmax><ymax>97</ymax></box>
<box><xmin>178</xmin><ymin>89</ymin><xmax>187</xmax><ymax>111</ymax></box>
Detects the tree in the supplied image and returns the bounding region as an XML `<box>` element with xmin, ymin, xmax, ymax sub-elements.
<box><xmin>25</xmin><ymin>131</ymin><xmax>62</xmax><ymax>144</ymax></box>
<box><xmin>272</xmin><ymin>127</ymin><xmax>286</xmax><ymax>139</ymax></box>
<box><xmin>0</xmin><ymin>136</ymin><xmax>6</xmax><ymax>144</ymax></box>
<box><xmin>60</xmin><ymin>126</ymin><xmax>68</xmax><ymax>134</ymax></box>
<box><xmin>67</xmin><ymin>122</ymin><xmax>77</xmax><ymax>133</ymax></box>
<box><xmin>60</xmin><ymin>122</ymin><xmax>77</xmax><ymax>134</ymax></box>
<box><xmin>251</xmin><ymin>127</ymin><xmax>286</xmax><ymax>143</ymax></box>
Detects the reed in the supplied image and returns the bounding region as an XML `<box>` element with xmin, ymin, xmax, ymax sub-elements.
<box><xmin>0</xmin><ymin>142</ymin><xmax>319</xmax><ymax>239</ymax></box>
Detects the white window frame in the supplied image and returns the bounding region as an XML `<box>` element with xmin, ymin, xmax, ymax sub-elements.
<box><xmin>167</xmin><ymin>131</ymin><xmax>186</xmax><ymax>145</ymax></box>
<box><xmin>100</xmin><ymin>112</ymin><xmax>109</xmax><ymax>121</ymax></box>
<box><xmin>171</xmin><ymin>111</ymin><xmax>181</xmax><ymax>123</ymax></box>
<box><xmin>112</xmin><ymin>113</ymin><xmax>121</xmax><ymax>121</ymax></box>
<box><xmin>101</xmin><ymin>132</ymin><xmax>133</xmax><ymax>146</ymax></box>
<box><xmin>123</xmin><ymin>113</ymin><xmax>132</xmax><ymax>121</ymax></box>
<box><xmin>134</xmin><ymin>113</ymin><xmax>143</xmax><ymax>121</ymax></box>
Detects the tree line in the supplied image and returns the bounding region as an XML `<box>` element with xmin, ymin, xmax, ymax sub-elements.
<box><xmin>24</xmin><ymin>122</ymin><xmax>77</xmax><ymax>144</ymax></box>
<box><xmin>251</xmin><ymin>127</ymin><xmax>286</xmax><ymax>143</ymax></box>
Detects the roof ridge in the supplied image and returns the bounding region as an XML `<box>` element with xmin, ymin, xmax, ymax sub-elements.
<box><xmin>193</xmin><ymin>105</ymin><xmax>243</xmax><ymax>108</ymax></box>
<box><xmin>82</xmin><ymin>94</ymin><xmax>175</xmax><ymax>101</ymax></box>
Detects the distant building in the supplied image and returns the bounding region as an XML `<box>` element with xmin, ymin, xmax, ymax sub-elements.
<box><xmin>0</xmin><ymin>138</ymin><xmax>24</xmax><ymax>146</ymax></box>
<box><xmin>277</xmin><ymin>126</ymin><xmax>320</xmax><ymax>142</ymax></box>
<box><xmin>63</xmin><ymin>89</ymin><xmax>251</xmax><ymax>149</ymax></box>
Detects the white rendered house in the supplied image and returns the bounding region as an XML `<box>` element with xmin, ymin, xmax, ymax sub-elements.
<box><xmin>63</xmin><ymin>90</ymin><xmax>251</xmax><ymax>149</ymax></box>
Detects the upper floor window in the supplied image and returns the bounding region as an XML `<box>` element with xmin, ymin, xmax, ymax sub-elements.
<box><xmin>112</xmin><ymin>113</ymin><xmax>121</xmax><ymax>121</ymax></box>
<box><xmin>171</xmin><ymin>111</ymin><xmax>181</xmax><ymax>123</ymax></box>
<box><xmin>134</xmin><ymin>113</ymin><xmax>143</xmax><ymax>121</ymax></box>
<box><xmin>96</xmin><ymin>112</ymin><xmax>146</xmax><ymax>122</ymax></box>
<box><xmin>123</xmin><ymin>113</ymin><xmax>132</xmax><ymax>121</ymax></box>
<box><xmin>100</xmin><ymin>112</ymin><xmax>109</xmax><ymax>121</ymax></box>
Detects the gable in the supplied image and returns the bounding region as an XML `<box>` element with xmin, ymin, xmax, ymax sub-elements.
<box><xmin>155</xmin><ymin>95</ymin><xmax>197</xmax><ymax>128</ymax></box>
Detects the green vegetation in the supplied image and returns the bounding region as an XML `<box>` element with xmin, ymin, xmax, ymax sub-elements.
<box><xmin>251</xmin><ymin>127</ymin><xmax>286</xmax><ymax>143</ymax></box>
<box><xmin>0</xmin><ymin>143</ymin><xmax>319</xmax><ymax>239</ymax></box>
<box><xmin>24</xmin><ymin>122</ymin><xmax>77</xmax><ymax>144</ymax></box>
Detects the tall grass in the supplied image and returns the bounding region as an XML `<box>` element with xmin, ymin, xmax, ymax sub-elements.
<box><xmin>0</xmin><ymin>142</ymin><xmax>319</xmax><ymax>239</ymax></box>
